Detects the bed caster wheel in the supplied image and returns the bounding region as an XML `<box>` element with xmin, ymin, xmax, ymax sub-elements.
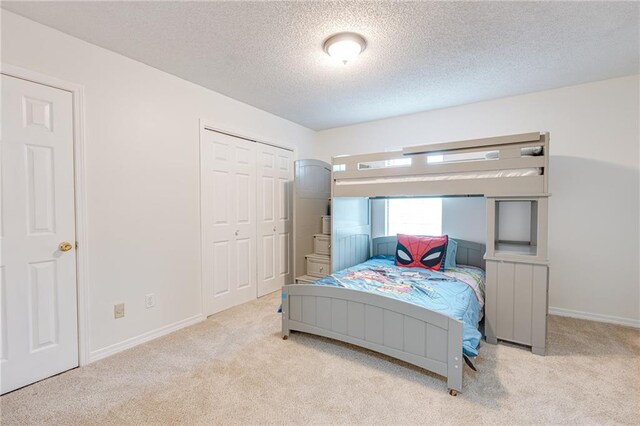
<box><xmin>282</xmin><ymin>335</ymin><xmax>288</xmax><ymax>340</ymax></box>
<box><xmin>448</xmin><ymin>389</ymin><xmax>458</xmax><ymax>397</ymax></box>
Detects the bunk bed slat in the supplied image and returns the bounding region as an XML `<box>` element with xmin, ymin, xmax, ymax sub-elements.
<box><xmin>336</xmin><ymin>156</ymin><xmax>545</xmax><ymax>179</ymax></box>
<box><xmin>333</xmin><ymin>176</ymin><xmax>545</xmax><ymax>198</ymax></box>
<box><xmin>402</xmin><ymin>132</ymin><xmax>543</xmax><ymax>155</ymax></box>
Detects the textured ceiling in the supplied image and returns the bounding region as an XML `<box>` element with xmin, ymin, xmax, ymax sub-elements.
<box><xmin>3</xmin><ymin>1</ymin><xmax>639</xmax><ymax>130</ymax></box>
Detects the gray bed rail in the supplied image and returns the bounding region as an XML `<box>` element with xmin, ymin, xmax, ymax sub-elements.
<box><xmin>281</xmin><ymin>285</ymin><xmax>464</xmax><ymax>394</ymax></box>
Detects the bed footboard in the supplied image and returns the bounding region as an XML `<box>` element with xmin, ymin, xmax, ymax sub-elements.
<box><xmin>281</xmin><ymin>284</ymin><xmax>464</xmax><ymax>393</ymax></box>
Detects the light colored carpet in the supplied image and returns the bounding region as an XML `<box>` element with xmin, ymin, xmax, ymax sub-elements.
<box><xmin>1</xmin><ymin>291</ymin><xmax>639</xmax><ymax>425</ymax></box>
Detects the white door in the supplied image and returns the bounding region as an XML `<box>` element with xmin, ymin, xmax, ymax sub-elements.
<box><xmin>201</xmin><ymin>130</ymin><xmax>257</xmax><ymax>315</ymax></box>
<box><xmin>1</xmin><ymin>75</ymin><xmax>78</xmax><ymax>394</ymax></box>
<box><xmin>257</xmin><ymin>144</ymin><xmax>293</xmax><ymax>297</ymax></box>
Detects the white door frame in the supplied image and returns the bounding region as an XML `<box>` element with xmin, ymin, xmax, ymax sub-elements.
<box><xmin>1</xmin><ymin>64</ymin><xmax>91</xmax><ymax>366</ymax></box>
<box><xmin>199</xmin><ymin>119</ymin><xmax>296</xmax><ymax>316</ymax></box>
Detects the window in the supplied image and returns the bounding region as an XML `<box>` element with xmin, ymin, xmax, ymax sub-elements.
<box><xmin>386</xmin><ymin>198</ymin><xmax>442</xmax><ymax>236</ymax></box>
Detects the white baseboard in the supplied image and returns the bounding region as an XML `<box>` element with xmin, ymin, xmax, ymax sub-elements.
<box><xmin>88</xmin><ymin>314</ymin><xmax>204</xmax><ymax>363</ymax></box>
<box><xmin>549</xmin><ymin>307</ymin><xmax>640</xmax><ymax>328</ymax></box>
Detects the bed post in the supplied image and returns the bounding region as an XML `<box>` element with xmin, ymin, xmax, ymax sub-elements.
<box><xmin>281</xmin><ymin>286</ymin><xmax>290</xmax><ymax>340</ymax></box>
<box><xmin>447</xmin><ymin>317</ymin><xmax>464</xmax><ymax>396</ymax></box>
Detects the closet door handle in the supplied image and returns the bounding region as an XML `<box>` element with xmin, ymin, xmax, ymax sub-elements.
<box><xmin>234</xmin><ymin>230</ymin><xmax>239</xmax><ymax>236</ymax></box>
<box><xmin>272</xmin><ymin>226</ymin><xmax>277</xmax><ymax>233</ymax></box>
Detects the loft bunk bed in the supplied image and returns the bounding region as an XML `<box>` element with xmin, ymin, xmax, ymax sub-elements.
<box><xmin>282</xmin><ymin>132</ymin><xmax>551</xmax><ymax>396</ymax></box>
<box><xmin>331</xmin><ymin>132</ymin><xmax>549</xmax><ymax>197</ymax></box>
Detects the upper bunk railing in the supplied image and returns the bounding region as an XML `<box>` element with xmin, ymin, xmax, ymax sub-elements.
<box><xmin>332</xmin><ymin>132</ymin><xmax>550</xmax><ymax>197</ymax></box>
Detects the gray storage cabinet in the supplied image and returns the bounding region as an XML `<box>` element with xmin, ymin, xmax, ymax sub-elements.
<box><xmin>484</xmin><ymin>195</ymin><xmax>550</xmax><ymax>355</ymax></box>
<box><xmin>485</xmin><ymin>261</ymin><xmax>549</xmax><ymax>355</ymax></box>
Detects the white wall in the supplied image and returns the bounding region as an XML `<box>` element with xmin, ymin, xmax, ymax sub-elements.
<box><xmin>1</xmin><ymin>11</ymin><xmax>315</xmax><ymax>360</ymax></box>
<box><xmin>370</xmin><ymin>199</ymin><xmax>387</xmax><ymax>239</ymax></box>
<box><xmin>315</xmin><ymin>75</ymin><xmax>640</xmax><ymax>326</ymax></box>
<box><xmin>442</xmin><ymin>197</ymin><xmax>486</xmax><ymax>244</ymax></box>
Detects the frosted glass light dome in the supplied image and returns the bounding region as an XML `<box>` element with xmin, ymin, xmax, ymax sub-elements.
<box><xmin>323</xmin><ymin>33</ymin><xmax>367</xmax><ymax>64</ymax></box>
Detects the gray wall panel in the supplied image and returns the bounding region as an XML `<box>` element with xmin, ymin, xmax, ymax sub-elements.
<box><xmin>316</xmin><ymin>297</ymin><xmax>332</xmax><ymax>330</ymax></box>
<box><xmin>365</xmin><ymin>305</ymin><xmax>384</xmax><ymax>344</ymax></box>
<box><xmin>513</xmin><ymin>263</ymin><xmax>533</xmax><ymax>344</ymax></box>
<box><xmin>331</xmin><ymin>299</ymin><xmax>348</xmax><ymax>334</ymax></box>
<box><xmin>532</xmin><ymin>265</ymin><xmax>549</xmax><ymax>353</ymax></box>
<box><xmin>290</xmin><ymin>295</ymin><xmax>302</xmax><ymax>322</ymax></box>
<box><xmin>496</xmin><ymin>262</ymin><xmax>515</xmax><ymax>340</ymax></box>
<box><xmin>302</xmin><ymin>295</ymin><xmax>317</xmax><ymax>325</ymax></box>
<box><xmin>404</xmin><ymin>316</ymin><xmax>426</xmax><ymax>357</ymax></box>
<box><xmin>383</xmin><ymin>310</ymin><xmax>404</xmax><ymax>351</ymax></box>
<box><xmin>426</xmin><ymin>324</ymin><xmax>448</xmax><ymax>363</ymax></box>
<box><xmin>347</xmin><ymin>301</ymin><xmax>365</xmax><ymax>339</ymax></box>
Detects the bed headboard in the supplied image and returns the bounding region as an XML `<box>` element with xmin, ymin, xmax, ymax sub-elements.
<box><xmin>371</xmin><ymin>236</ymin><xmax>486</xmax><ymax>270</ymax></box>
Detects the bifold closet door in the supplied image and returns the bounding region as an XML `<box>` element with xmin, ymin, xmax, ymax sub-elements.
<box><xmin>257</xmin><ymin>144</ymin><xmax>293</xmax><ymax>296</ymax></box>
<box><xmin>201</xmin><ymin>130</ymin><xmax>257</xmax><ymax>315</ymax></box>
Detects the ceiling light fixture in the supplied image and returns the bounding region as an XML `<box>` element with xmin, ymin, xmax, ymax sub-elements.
<box><xmin>323</xmin><ymin>32</ymin><xmax>367</xmax><ymax>64</ymax></box>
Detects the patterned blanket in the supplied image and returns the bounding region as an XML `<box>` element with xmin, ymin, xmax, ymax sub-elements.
<box><xmin>310</xmin><ymin>256</ymin><xmax>485</xmax><ymax>357</ymax></box>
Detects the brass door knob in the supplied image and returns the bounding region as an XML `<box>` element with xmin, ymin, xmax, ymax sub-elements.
<box><xmin>58</xmin><ymin>242</ymin><xmax>73</xmax><ymax>252</ymax></box>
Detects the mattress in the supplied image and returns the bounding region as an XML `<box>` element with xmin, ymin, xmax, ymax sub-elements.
<box><xmin>309</xmin><ymin>256</ymin><xmax>485</xmax><ymax>357</ymax></box>
<box><xmin>336</xmin><ymin>167</ymin><xmax>541</xmax><ymax>186</ymax></box>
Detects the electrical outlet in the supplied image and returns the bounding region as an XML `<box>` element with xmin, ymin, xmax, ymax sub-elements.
<box><xmin>145</xmin><ymin>293</ymin><xmax>155</xmax><ymax>309</ymax></box>
<box><xmin>114</xmin><ymin>303</ymin><xmax>125</xmax><ymax>319</ymax></box>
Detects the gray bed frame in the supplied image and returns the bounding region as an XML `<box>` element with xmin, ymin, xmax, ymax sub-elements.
<box><xmin>281</xmin><ymin>237</ymin><xmax>486</xmax><ymax>395</ymax></box>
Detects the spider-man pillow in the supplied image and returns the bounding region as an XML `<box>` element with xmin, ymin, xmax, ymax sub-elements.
<box><xmin>395</xmin><ymin>234</ymin><xmax>448</xmax><ymax>271</ymax></box>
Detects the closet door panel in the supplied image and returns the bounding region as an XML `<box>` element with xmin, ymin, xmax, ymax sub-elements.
<box><xmin>212</xmin><ymin>242</ymin><xmax>231</xmax><ymax>296</ymax></box>
<box><xmin>201</xmin><ymin>130</ymin><xmax>256</xmax><ymax>315</ymax></box>
<box><xmin>232</xmin><ymin>140</ymin><xmax>257</xmax><ymax>306</ymax></box>
<box><xmin>257</xmin><ymin>144</ymin><xmax>293</xmax><ymax>297</ymax></box>
<box><xmin>257</xmin><ymin>146</ymin><xmax>278</xmax><ymax>295</ymax></box>
<box><xmin>262</xmin><ymin>176</ymin><xmax>275</xmax><ymax>221</ymax></box>
<box><xmin>277</xmin><ymin>150</ymin><xmax>293</xmax><ymax>285</ymax></box>
<box><xmin>205</xmin><ymin>135</ymin><xmax>234</xmax><ymax>313</ymax></box>
<box><xmin>236</xmin><ymin>238</ymin><xmax>252</xmax><ymax>289</ymax></box>
<box><xmin>278</xmin><ymin>175</ymin><xmax>291</xmax><ymax>279</ymax></box>
<box><xmin>279</xmin><ymin>233</ymin><xmax>289</xmax><ymax>277</ymax></box>
<box><xmin>262</xmin><ymin>235</ymin><xmax>276</xmax><ymax>281</ymax></box>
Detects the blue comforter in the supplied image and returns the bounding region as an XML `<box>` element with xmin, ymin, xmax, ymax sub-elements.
<box><xmin>310</xmin><ymin>256</ymin><xmax>485</xmax><ymax>357</ymax></box>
